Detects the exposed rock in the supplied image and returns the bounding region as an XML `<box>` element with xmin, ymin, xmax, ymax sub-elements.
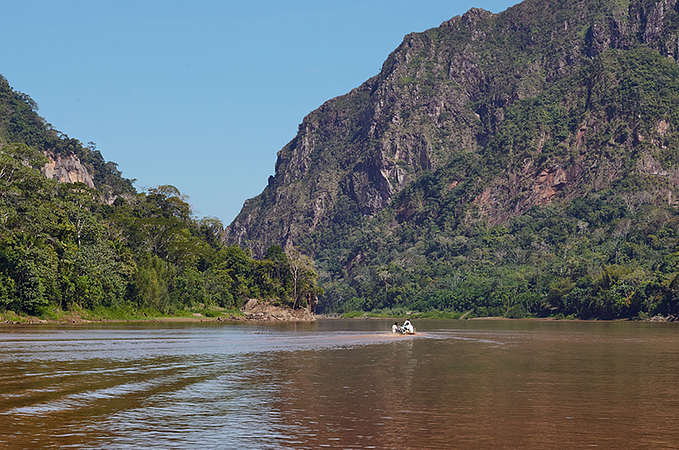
<box><xmin>531</xmin><ymin>166</ymin><xmax>569</xmax><ymax>205</ymax></box>
<box><xmin>241</xmin><ymin>299</ymin><xmax>316</xmax><ymax>322</ymax></box>
<box><xmin>42</xmin><ymin>151</ymin><xmax>95</xmax><ymax>188</ymax></box>
<box><xmin>637</xmin><ymin>154</ymin><xmax>668</xmax><ymax>176</ymax></box>
<box><xmin>225</xmin><ymin>0</ymin><xmax>679</xmax><ymax>262</ymax></box>
<box><xmin>647</xmin><ymin>315</ymin><xmax>679</xmax><ymax>322</ymax></box>
<box><xmin>243</xmin><ymin>298</ymin><xmax>259</xmax><ymax>310</ymax></box>
<box><xmin>475</xmin><ymin>163</ymin><xmax>583</xmax><ymax>223</ymax></box>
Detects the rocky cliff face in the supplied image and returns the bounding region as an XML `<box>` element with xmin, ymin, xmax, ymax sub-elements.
<box><xmin>41</xmin><ymin>151</ymin><xmax>95</xmax><ymax>188</ymax></box>
<box><xmin>226</xmin><ymin>0</ymin><xmax>679</xmax><ymax>260</ymax></box>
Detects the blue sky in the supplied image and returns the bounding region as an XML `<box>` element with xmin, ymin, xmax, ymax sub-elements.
<box><xmin>3</xmin><ymin>0</ymin><xmax>520</xmax><ymax>224</ymax></box>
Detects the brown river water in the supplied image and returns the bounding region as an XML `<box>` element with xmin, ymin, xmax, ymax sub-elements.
<box><xmin>1</xmin><ymin>319</ymin><xmax>679</xmax><ymax>449</ymax></box>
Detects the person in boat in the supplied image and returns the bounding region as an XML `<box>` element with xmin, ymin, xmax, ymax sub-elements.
<box><xmin>403</xmin><ymin>319</ymin><xmax>414</xmax><ymax>334</ymax></box>
<box><xmin>392</xmin><ymin>322</ymin><xmax>400</xmax><ymax>333</ymax></box>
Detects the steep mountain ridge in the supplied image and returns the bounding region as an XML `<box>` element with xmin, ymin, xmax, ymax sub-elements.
<box><xmin>227</xmin><ymin>0</ymin><xmax>679</xmax><ymax>318</ymax></box>
<box><xmin>227</xmin><ymin>0</ymin><xmax>679</xmax><ymax>253</ymax></box>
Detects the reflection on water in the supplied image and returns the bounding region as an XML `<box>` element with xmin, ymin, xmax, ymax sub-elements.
<box><xmin>2</xmin><ymin>320</ymin><xmax>679</xmax><ymax>449</ymax></box>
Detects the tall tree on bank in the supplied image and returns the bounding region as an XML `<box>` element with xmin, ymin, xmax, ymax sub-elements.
<box><xmin>285</xmin><ymin>247</ymin><xmax>322</xmax><ymax>311</ymax></box>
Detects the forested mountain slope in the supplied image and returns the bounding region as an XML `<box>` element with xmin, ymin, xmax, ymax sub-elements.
<box><xmin>0</xmin><ymin>76</ymin><xmax>320</xmax><ymax>317</ymax></box>
<box><xmin>226</xmin><ymin>0</ymin><xmax>679</xmax><ymax>319</ymax></box>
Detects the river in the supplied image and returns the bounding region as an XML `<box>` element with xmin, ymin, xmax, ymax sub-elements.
<box><xmin>1</xmin><ymin>319</ymin><xmax>679</xmax><ymax>449</ymax></box>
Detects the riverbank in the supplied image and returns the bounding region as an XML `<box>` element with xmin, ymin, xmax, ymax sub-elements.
<box><xmin>5</xmin><ymin>307</ymin><xmax>676</xmax><ymax>325</ymax></box>
<box><xmin>0</xmin><ymin>308</ymin><xmax>241</xmax><ymax>325</ymax></box>
<box><xmin>0</xmin><ymin>301</ymin><xmax>315</xmax><ymax>325</ymax></box>
<box><xmin>324</xmin><ymin>311</ymin><xmax>679</xmax><ymax>323</ymax></box>
<box><xmin>334</xmin><ymin>310</ymin><xmax>467</xmax><ymax>320</ymax></box>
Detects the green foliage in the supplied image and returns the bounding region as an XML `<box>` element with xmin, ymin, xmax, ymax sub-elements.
<box><xmin>0</xmin><ymin>156</ymin><xmax>321</xmax><ymax>316</ymax></box>
<box><xmin>0</xmin><ymin>151</ymin><xmax>320</xmax><ymax>316</ymax></box>
<box><xmin>0</xmin><ymin>78</ymin><xmax>321</xmax><ymax>318</ymax></box>
<box><xmin>317</xmin><ymin>187</ymin><xmax>679</xmax><ymax>320</ymax></box>
<box><xmin>133</xmin><ymin>255</ymin><xmax>174</xmax><ymax>313</ymax></box>
<box><xmin>307</xmin><ymin>43</ymin><xmax>679</xmax><ymax>321</ymax></box>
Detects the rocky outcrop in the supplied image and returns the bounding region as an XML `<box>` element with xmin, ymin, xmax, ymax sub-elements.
<box><xmin>41</xmin><ymin>151</ymin><xmax>95</xmax><ymax>188</ymax></box>
<box><xmin>637</xmin><ymin>154</ymin><xmax>668</xmax><ymax>176</ymax></box>
<box><xmin>241</xmin><ymin>299</ymin><xmax>316</xmax><ymax>322</ymax></box>
<box><xmin>474</xmin><ymin>164</ymin><xmax>580</xmax><ymax>224</ymax></box>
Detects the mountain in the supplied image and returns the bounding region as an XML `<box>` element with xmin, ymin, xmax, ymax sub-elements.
<box><xmin>226</xmin><ymin>0</ymin><xmax>679</xmax><ymax>319</ymax></box>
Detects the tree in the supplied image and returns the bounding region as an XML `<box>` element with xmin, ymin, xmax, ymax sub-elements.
<box><xmin>133</xmin><ymin>255</ymin><xmax>174</xmax><ymax>313</ymax></box>
<box><xmin>59</xmin><ymin>183</ymin><xmax>100</xmax><ymax>248</ymax></box>
<box><xmin>285</xmin><ymin>247</ymin><xmax>322</xmax><ymax>310</ymax></box>
<box><xmin>0</xmin><ymin>143</ymin><xmax>49</xmax><ymax>202</ymax></box>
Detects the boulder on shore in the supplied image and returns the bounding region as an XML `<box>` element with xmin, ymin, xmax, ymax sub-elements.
<box><xmin>241</xmin><ymin>299</ymin><xmax>315</xmax><ymax>322</ymax></box>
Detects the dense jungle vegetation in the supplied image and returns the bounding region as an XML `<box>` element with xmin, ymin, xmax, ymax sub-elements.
<box><xmin>317</xmin><ymin>48</ymin><xmax>679</xmax><ymax>320</ymax></box>
<box><xmin>0</xmin><ymin>76</ymin><xmax>320</xmax><ymax>319</ymax></box>
<box><xmin>319</xmin><ymin>193</ymin><xmax>679</xmax><ymax>320</ymax></box>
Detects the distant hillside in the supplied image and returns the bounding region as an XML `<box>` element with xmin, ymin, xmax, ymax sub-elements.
<box><xmin>226</xmin><ymin>0</ymin><xmax>679</xmax><ymax>319</ymax></box>
<box><xmin>0</xmin><ymin>75</ymin><xmax>135</xmax><ymax>199</ymax></box>
<box><xmin>0</xmin><ymin>76</ymin><xmax>320</xmax><ymax>318</ymax></box>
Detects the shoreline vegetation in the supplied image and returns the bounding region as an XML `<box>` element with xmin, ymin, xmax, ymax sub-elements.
<box><xmin>3</xmin><ymin>305</ymin><xmax>677</xmax><ymax>325</ymax></box>
<box><xmin>0</xmin><ymin>299</ymin><xmax>316</xmax><ymax>325</ymax></box>
<box><xmin>0</xmin><ymin>82</ymin><xmax>323</xmax><ymax>325</ymax></box>
<box><xmin>331</xmin><ymin>309</ymin><xmax>679</xmax><ymax>322</ymax></box>
<box><xmin>0</xmin><ymin>305</ymin><xmax>244</xmax><ymax>325</ymax></box>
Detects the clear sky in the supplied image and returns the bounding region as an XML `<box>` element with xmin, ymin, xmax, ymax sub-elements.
<box><xmin>3</xmin><ymin>0</ymin><xmax>520</xmax><ymax>225</ymax></box>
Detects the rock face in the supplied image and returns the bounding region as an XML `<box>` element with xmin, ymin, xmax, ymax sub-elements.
<box><xmin>226</xmin><ymin>0</ymin><xmax>679</xmax><ymax>261</ymax></box>
<box><xmin>241</xmin><ymin>299</ymin><xmax>316</xmax><ymax>322</ymax></box>
<box><xmin>1</xmin><ymin>76</ymin><xmax>135</xmax><ymax>198</ymax></box>
<box><xmin>42</xmin><ymin>151</ymin><xmax>95</xmax><ymax>188</ymax></box>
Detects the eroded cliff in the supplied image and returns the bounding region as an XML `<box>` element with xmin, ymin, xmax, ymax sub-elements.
<box><xmin>227</xmin><ymin>0</ymin><xmax>679</xmax><ymax>258</ymax></box>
